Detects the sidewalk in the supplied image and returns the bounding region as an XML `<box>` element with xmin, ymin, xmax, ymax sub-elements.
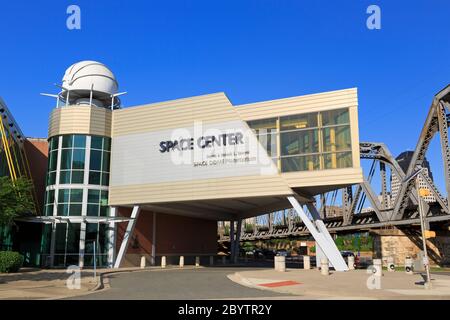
<box><xmin>0</xmin><ymin>268</ymin><xmax>105</xmax><ymax>299</ymax></box>
<box><xmin>228</xmin><ymin>268</ymin><xmax>450</xmax><ymax>299</ymax></box>
<box><xmin>0</xmin><ymin>266</ymin><xmax>197</xmax><ymax>299</ymax></box>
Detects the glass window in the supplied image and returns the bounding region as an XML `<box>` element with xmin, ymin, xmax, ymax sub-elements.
<box><xmin>70</xmin><ymin>189</ymin><xmax>83</xmax><ymax>203</ymax></box>
<box><xmin>62</xmin><ymin>135</ymin><xmax>73</xmax><ymax>148</ymax></box>
<box><xmin>100</xmin><ymin>206</ymin><xmax>109</xmax><ymax>217</ymax></box>
<box><xmin>90</xmin><ymin>150</ymin><xmax>102</xmax><ymax>171</ymax></box>
<box><xmin>323</xmin><ymin>152</ymin><xmax>353</xmax><ymax>169</ymax></box>
<box><xmin>91</xmin><ymin>136</ymin><xmax>103</xmax><ymax>150</ymax></box>
<box><xmin>281</xmin><ymin>113</ymin><xmax>317</xmax><ymax>131</ymax></box>
<box><xmin>46</xmin><ymin>190</ymin><xmax>55</xmax><ymax>205</ymax></box>
<box><xmin>72</xmin><ymin>149</ymin><xmax>85</xmax><ymax>169</ymax></box>
<box><xmin>103</xmin><ymin>137</ymin><xmax>111</xmax><ymax>151</ymax></box>
<box><xmin>321</xmin><ymin>109</ymin><xmax>349</xmax><ymax>126</ymax></box>
<box><xmin>58</xmin><ymin>189</ymin><xmax>70</xmax><ymax>203</ymax></box>
<box><xmin>248</xmin><ymin>118</ymin><xmax>277</xmax><ymax>134</ymax></box>
<box><xmin>256</xmin><ymin>133</ymin><xmax>278</xmax><ymax>158</ymax></box>
<box><xmin>57</xmin><ymin>203</ymin><xmax>69</xmax><ymax>216</ymax></box>
<box><xmin>101</xmin><ymin>173</ymin><xmax>109</xmax><ymax>186</ymax></box>
<box><xmin>59</xmin><ymin>170</ymin><xmax>71</xmax><ymax>184</ymax></box>
<box><xmin>73</xmin><ymin>135</ymin><xmax>86</xmax><ymax>148</ymax></box>
<box><xmin>88</xmin><ymin>190</ymin><xmax>100</xmax><ymax>203</ymax></box>
<box><xmin>47</xmin><ymin>171</ymin><xmax>56</xmax><ymax>186</ymax></box>
<box><xmin>87</xmin><ymin>204</ymin><xmax>99</xmax><ymax>216</ymax></box>
<box><xmin>322</xmin><ymin>126</ymin><xmax>352</xmax><ymax>152</ymax></box>
<box><xmin>71</xmin><ymin>171</ymin><xmax>84</xmax><ymax>184</ymax></box>
<box><xmin>60</xmin><ymin>149</ymin><xmax>72</xmax><ymax>170</ymax></box>
<box><xmin>100</xmin><ymin>191</ymin><xmax>108</xmax><ymax>204</ymax></box>
<box><xmin>45</xmin><ymin>204</ymin><xmax>53</xmax><ymax>216</ymax></box>
<box><xmin>50</xmin><ymin>137</ymin><xmax>59</xmax><ymax>150</ymax></box>
<box><xmin>281</xmin><ymin>155</ymin><xmax>320</xmax><ymax>172</ymax></box>
<box><xmin>281</xmin><ymin>129</ymin><xmax>319</xmax><ymax>156</ymax></box>
<box><xmin>102</xmin><ymin>152</ymin><xmax>110</xmax><ymax>172</ymax></box>
<box><xmin>89</xmin><ymin>172</ymin><xmax>101</xmax><ymax>185</ymax></box>
<box><xmin>69</xmin><ymin>204</ymin><xmax>82</xmax><ymax>216</ymax></box>
<box><xmin>49</xmin><ymin>151</ymin><xmax>58</xmax><ymax>171</ymax></box>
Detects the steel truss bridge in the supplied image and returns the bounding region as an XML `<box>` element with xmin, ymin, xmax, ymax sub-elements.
<box><xmin>219</xmin><ymin>85</ymin><xmax>450</xmax><ymax>242</ymax></box>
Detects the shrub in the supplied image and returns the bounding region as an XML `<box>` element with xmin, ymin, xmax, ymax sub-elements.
<box><xmin>0</xmin><ymin>251</ymin><xmax>24</xmax><ymax>273</ymax></box>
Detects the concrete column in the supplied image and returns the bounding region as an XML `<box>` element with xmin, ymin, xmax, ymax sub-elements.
<box><xmin>151</xmin><ymin>212</ymin><xmax>156</xmax><ymax>266</ymax></box>
<box><xmin>195</xmin><ymin>256</ymin><xmax>200</xmax><ymax>267</ymax></box>
<box><xmin>222</xmin><ymin>255</ymin><xmax>226</xmax><ymax>265</ymax></box>
<box><xmin>229</xmin><ymin>221</ymin><xmax>235</xmax><ymax>262</ymax></box>
<box><xmin>303</xmin><ymin>255</ymin><xmax>311</xmax><ymax>270</ymax></box>
<box><xmin>275</xmin><ymin>256</ymin><xmax>286</xmax><ymax>272</ymax></box>
<box><xmin>78</xmin><ymin>222</ymin><xmax>86</xmax><ymax>269</ymax></box>
<box><xmin>348</xmin><ymin>255</ymin><xmax>355</xmax><ymax>270</ymax></box>
<box><xmin>321</xmin><ymin>258</ymin><xmax>329</xmax><ymax>275</ymax></box>
<box><xmin>49</xmin><ymin>221</ymin><xmax>57</xmax><ymax>268</ymax></box>
<box><xmin>179</xmin><ymin>256</ymin><xmax>184</xmax><ymax>268</ymax></box>
<box><xmin>373</xmin><ymin>259</ymin><xmax>383</xmax><ymax>277</ymax></box>
<box><xmin>140</xmin><ymin>256</ymin><xmax>146</xmax><ymax>269</ymax></box>
<box><xmin>234</xmin><ymin>219</ymin><xmax>242</xmax><ymax>263</ymax></box>
<box><xmin>161</xmin><ymin>256</ymin><xmax>166</xmax><ymax>268</ymax></box>
<box><xmin>209</xmin><ymin>256</ymin><xmax>214</xmax><ymax>266</ymax></box>
<box><xmin>387</xmin><ymin>256</ymin><xmax>395</xmax><ymax>272</ymax></box>
<box><xmin>107</xmin><ymin>207</ymin><xmax>117</xmax><ymax>268</ymax></box>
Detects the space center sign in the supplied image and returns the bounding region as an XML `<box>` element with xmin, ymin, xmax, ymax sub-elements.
<box><xmin>110</xmin><ymin>120</ymin><xmax>278</xmax><ymax>186</ymax></box>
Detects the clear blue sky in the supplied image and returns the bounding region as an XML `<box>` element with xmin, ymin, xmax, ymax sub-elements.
<box><xmin>0</xmin><ymin>0</ymin><xmax>449</xmax><ymax>193</ymax></box>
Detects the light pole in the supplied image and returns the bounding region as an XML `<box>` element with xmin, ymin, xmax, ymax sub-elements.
<box><xmin>402</xmin><ymin>167</ymin><xmax>432</xmax><ymax>289</ymax></box>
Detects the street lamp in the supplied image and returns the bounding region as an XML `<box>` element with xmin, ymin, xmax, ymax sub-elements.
<box><xmin>402</xmin><ymin>166</ymin><xmax>432</xmax><ymax>289</ymax></box>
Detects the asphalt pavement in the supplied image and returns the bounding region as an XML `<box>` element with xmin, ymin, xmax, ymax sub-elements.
<box><xmin>71</xmin><ymin>267</ymin><xmax>291</xmax><ymax>300</ymax></box>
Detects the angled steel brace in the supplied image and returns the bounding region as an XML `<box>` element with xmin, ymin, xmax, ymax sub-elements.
<box><xmin>437</xmin><ymin>101</ymin><xmax>450</xmax><ymax>208</ymax></box>
<box><xmin>114</xmin><ymin>205</ymin><xmax>141</xmax><ymax>268</ymax></box>
<box><xmin>361</xmin><ymin>177</ymin><xmax>386</xmax><ymax>221</ymax></box>
<box><xmin>288</xmin><ymin>197</ymin><xmax>348</xmax><ymax>271</ymax></box>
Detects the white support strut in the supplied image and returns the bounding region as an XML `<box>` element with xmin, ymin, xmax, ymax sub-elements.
<box><xmin>113</xmin><ymin>205</ymin><xmax>141</xmax><ymax>269</ymax></box>
<box><xmin>288</xmin><ymin>197</ymin><xmax>348</xmax><ymax>271</ymax></box>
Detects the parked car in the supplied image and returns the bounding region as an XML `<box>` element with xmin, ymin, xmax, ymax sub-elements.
<box><xmin>340</xmin><ymin>251</ymin><xmax>360</xmax><ymax>268</ymax></box>
<box><xmin>263</xmin><ymin>249</ymin><xmax>276</xmax><ymax>259</ymax></box>
<box><xmin>275</xmin><ymin>249</ymin><xmax>291</xmax><ymax>257</ymax></box>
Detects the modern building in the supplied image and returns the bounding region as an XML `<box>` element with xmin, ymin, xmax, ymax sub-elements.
<box><xmin>391</xmin><ymin>151</ymin><xmax>436</xmax><ymax>204</ymax></box>
<box><xmin>0</xmin><ymin>98</ymin><xmax>48</xmax><ymax>266</ymax></box>
<box><xmin>14</xmin><ymin>61</ymin><xmax>363</xmax><ymax>269</ymax></box>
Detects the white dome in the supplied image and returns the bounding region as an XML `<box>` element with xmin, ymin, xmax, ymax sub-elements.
<box><xmin>62</xmin><ymin>60</ymin><xmax>118</xmax><ymax>95</ymax></box>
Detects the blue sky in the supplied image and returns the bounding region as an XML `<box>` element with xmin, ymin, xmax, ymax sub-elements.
<box><xmin>0</xmin><ymin>0</ymin><xmax>449</xmax><ymax>192</ymax></box>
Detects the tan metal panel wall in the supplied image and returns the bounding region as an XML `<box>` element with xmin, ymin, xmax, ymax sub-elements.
<box><xmin>48</xmin><ymin>106</ymin><xmax>112</xmax><ymax>138</ymax></box>
<box><xmin>112</xmin><ymin>93</ymin><xmax>238</xmax><ymax>136</ymax></box>
<box><xmin>109</xmin><ymin>175</ymin><xmax>293</xmax><ymax>206</ymax></box>
<box><xmin>236</xmin><ymin>88</ymin><xmax>358</xmax><ymax>120</ymax></box>
<box><xmin>282</xmin><ymin>167</ymin><xmax>363</xmax><ymax>188</ymax></box>
<box><xmin>109</xmin><ymin>93</ymin><xmax>294</xmax><ymax>205</ymax></box>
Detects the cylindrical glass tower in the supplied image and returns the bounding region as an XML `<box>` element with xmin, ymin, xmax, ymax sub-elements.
<box><xmin>43</xmin><ymin>61</ymin><xmax>119</xmax><ymax>268</ymax></box>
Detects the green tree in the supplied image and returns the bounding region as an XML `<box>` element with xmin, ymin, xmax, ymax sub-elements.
<box><xmin>0</xmin><ymin>176</ymin><xmax>35</xmax><ymax>226</ymax></box>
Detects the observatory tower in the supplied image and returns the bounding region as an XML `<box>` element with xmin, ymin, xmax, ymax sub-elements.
<box><xmin>44</xmin><ymin>61</ymin><xmax>121</xmax><ymax>268</ymax></box>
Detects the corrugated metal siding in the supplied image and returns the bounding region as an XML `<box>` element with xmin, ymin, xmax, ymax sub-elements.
<box><xmin>48</xmin><ymin>106</ymin><xmax>112</xmax><ymax>137</ymax></box>
<box><xmin>112</xmin><ymin>93</ymin><xmax>238</xmax><ymax>136</ymax></box>
<box><xmin>109</xmin><ymin>93</ymin><xmax>294</xmax><ymax>205</ymax></box>
<box><xmin>109</xmin><ymin>175</ymin><xmax>293</xmax><ymax>206</ymax></box>
<box><xmin>282</xmin><ymin>167</ymin><xmax>363</xmax><ymax>187</ymax></box>
<box><xmin>236</xmin><ymin>88</ymin><xmax>358</xmax><ymax>120</ymax></box>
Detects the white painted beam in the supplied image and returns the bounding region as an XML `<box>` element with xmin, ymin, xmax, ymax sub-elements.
<box><xmin>113</xmin><ymin>206</ymin><xmax>140</xmax><ymax>269</ymax></box>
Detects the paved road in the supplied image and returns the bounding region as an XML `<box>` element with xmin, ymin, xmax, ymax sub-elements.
<box><xmin>72</xmin><ymin>267</ymin><xmax>291</xmax><ymax>300</ymax></box>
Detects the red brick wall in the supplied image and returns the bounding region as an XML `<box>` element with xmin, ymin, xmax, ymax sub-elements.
<box><xmin>24</xmin><ymin>138</ymin><xmax>48</xmax><ymax>213</ymax></box>
<box><xmin>115</xmin><ymin>207</ymin><xmax>217</xmax><ymax>266</ymax></box>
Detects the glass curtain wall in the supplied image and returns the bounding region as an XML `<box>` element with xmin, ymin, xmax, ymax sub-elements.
<box><xmin>44</xmin><ymin>134</ymin><xmax>111</xmax><ymax>267</ymax></box>
<box><xmin>247</xmin><ymin>108</ymin><xmax>353</xmax><ymax>172</ymax></box>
